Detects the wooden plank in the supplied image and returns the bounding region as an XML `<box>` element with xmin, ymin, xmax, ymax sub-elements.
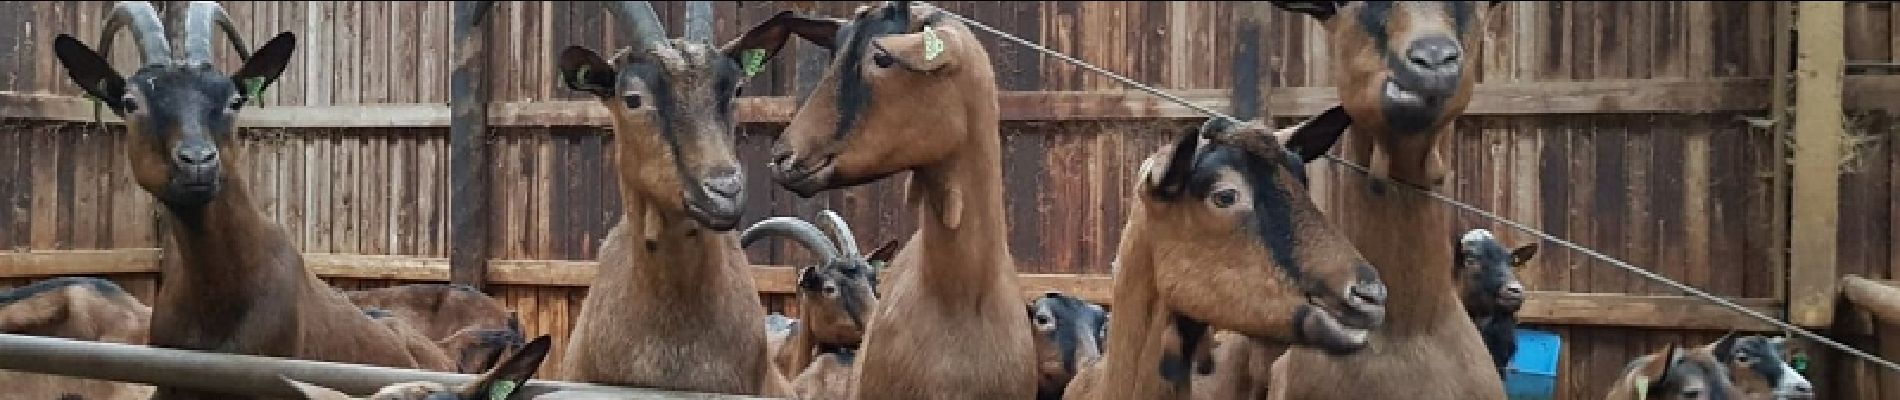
<box><xmin>0</xmin><ymin>249</ymin><xmax>162</xmax><ymax>277</ymax></box>
<box><xmin>1790</xmin><ymin>1</ymin><xmax>1845</xmax><ymax>328</ymax></box>
<box><xmin>450</xmin><ymin>0</ymin><xmax>493</xmax><ymax>289</ymax></box>
<box><xmin>1229</xmin><ymin>2</ymin><xmax>1269</xmax><ymax>121</ymax></box>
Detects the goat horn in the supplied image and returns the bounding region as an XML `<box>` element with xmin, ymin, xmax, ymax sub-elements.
<box><xmin>609</xmin><ymin>1</ymin><xmax>670</xmax><ymax>53</ymax></box>
<box><xmin>741</xmin><ymin>217</ymin><xmax>841</xmax><ymax>263</ymax></box>
<box><xmin>99</xmin><ymin>1</ymin><xmax>172</xmax><ymax>65</ymax></box>
<box><xmin>181</xmin><ymin>1</ymin><xmax>250</xmax><ymax>63</ymax></box>
<box><xmin>817</xmin><ymin>210</ymin><xmax>862</xmax><ymax>259</ymax></box>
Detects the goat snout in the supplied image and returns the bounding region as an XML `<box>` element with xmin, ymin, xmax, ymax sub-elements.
<box><xmin>174</xmin><ymin>145</ymin><xmax>219</xmax><ymax>166</ymax></box>
<box><xmin>683</xmin><ymin>169</ymin><xmax>745</xmax><ymax>231</ymax></box>
<box><xmin>1498</xmin><ymin>282</ymin><xmax>1526</xmax><ymax>304</ymax></box>
<box><xmin>1405</xmin><ymin>36</ymin><xmax>1462</xmax><ymax>74</ymax></box>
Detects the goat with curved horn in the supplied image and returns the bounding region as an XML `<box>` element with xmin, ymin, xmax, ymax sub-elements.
<box><xmin>743</xmin><ymin>217</ymin><xmax>843</xmax><ymax>263</ymax></box>
<box><xmin>98</xmin><ymin>1</ymin><xmax>171</xmax><ymax>65</ymax></box>
<box><xmin>608</xmin><ymin>1</ymin><xmax>670</xmax><ymax>52</ymax></box>
<box><xmin>817</xmin><ymin>210</ymin><xmax>861</xmax><ymax>259</ymax></box>
<box><xmin>181</xmin><ymin>1</ymin><xmax>251</xmax><ymax>63</ymax></box>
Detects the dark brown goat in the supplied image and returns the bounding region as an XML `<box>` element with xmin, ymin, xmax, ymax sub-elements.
<box><xmin>1452</xmin><ymin>228</ymin><xmax>1538</xmax><ymax>379</ymax></box>
<box><xmin>552</xmin><ymin>2</ymin><xmax>816</xmax><ymax>395</ymax></box>
<box><xmin>1075</xmin><ymin>111</ymin><xmax>1387</xmax><ymax>400</ymax></box>
<box><xmin>743</xmin><ymin>211</ymin><xmax>890</xmax><ymax>381</ymax></box>
<box><xmin>1029</xmin><ymin>291</ymin><xmax>1108</xmax><ymax>400</ymax></box>
<box><xmin>1707</xmin><ymin>335</ymin><xmax>1813</xmax><ymax>400</ymax></box>
<box><xmin>346</xmin><ymin>284</ymin><xmax>525</xmax><ymax>373</ymax></box>
<box><xmin>0</xmin><ymin>277</ymin><xmax>155</xmax><ymax>400</ymax></box>
<box><xmin>761</xmin><ymin>2</ymin><xmax>1041</xmax><ymax>397</ymax></box>
<box><xmin>1266</xmin><ymin>2</ymin><xmax>1506</xmax><ymax>399</ymax></box>
<box><xmin>51</xmin><ymin>3</ymin><xmax>455</xmax><ymax>398</ymax></box>
<box><xmin>1605</xmin><ymin>343</ymin><xmax>1743</xmax><ymax>400</ymax></box>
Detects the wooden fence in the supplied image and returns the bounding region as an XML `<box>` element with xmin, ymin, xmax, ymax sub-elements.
<box><xmin>2</xmin><ymin>1</ymin><xmax>1899</xmax><ymax>399</ymax></box>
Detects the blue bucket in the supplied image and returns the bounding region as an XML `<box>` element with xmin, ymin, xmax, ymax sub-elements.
<box><xmin>1505</xmin><ymin>328</ymin><xmax>1562</xmax><ymax>400</ymax></box>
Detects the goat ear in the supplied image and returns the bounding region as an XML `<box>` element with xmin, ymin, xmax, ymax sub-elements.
<box><xmin>1271</xmin><ymin>1</ymin><xmax>1341</xmax><ymax>20</ymax></box>
<box><xmin>869</xmin><ymin>22</ymin><xmax>961</xmax><ymax>72</ymax></box>
<box><xmin>51</xmin><ymin>34</ymin><xmax>128</xmax><ymax>113</ymax></box>
<box><xmin>1277</xmin><ymin>105</ymin><xmax>1352</xmax><ymax>164</ymax></box>
<box><xmin>1147</xmin><ymin>123</ymin><xmax>1204</xmax><ymax>199</ymax></box>
<box><xmin>1510</xmin><ymin>243</ymin><xmax>1539</xmax><ymax>268</ymax></box>
<box><xmin>231</xmin><ymin>33</ymin><xmax>298</xmax><ymax>105</ymax></box>
<box><xmin>723</xmin><ymin>11</ymin><xmax>845</xmax><ymax>79</ymax></box>
<box><xmin>280</xmin><ymin>376</ymin><xmax>357</xmax><ymax>400</ymax></box>
<box><xmin>867</xmin><ymin>239</ymin><xmax>901</xmax><ymax>264</ymax></box>
<box><xmin>559</xmin><ymin>46</ymin><xmax>616</xmax><ymax>97</ymax></box>
<box><xmin>462</xmin><ymin>335</ymin><xmax>553</xmax><ymax>399</ymax></box>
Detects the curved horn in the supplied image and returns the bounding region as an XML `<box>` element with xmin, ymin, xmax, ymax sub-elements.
<box><xmin>181</xmin><ymin>1</ymin><xmax>250</xmax><ymax>63</ymax></box>
<box><xmin>817</xmin><ymin>210</ymin><xmax>861</xmax><ymax>259</ymax></box>
<box><xmin>741</xmin><ymin>217</ymin><xmax>840</xmax><ymax>263</ymax></box>
<box><xmin>609</xmin><ymin>1</ymin><xmax>670</xmax><ymax>53</ymax></box>
<box><xmin>99</xmin><ymin>1</ymin><xmax>173</xmax><ymax>65</ymax></box>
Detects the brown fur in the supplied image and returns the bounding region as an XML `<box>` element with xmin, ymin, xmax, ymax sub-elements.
<box><xmin>1190</xmin><ymin>331</ymin><xmax>1284</xmax><ymax>400</ymax></box>
<box><xmin>1267</xmin><ymin>3</ymin><xmax>1504</xmax><ymax>399</ymax></box>
<box><xmin>346</xmin><ymin>284</ymin><xmax>523</xmax><ymax>373</ymax></box>
<box><xmin>1082</xmin><ymin>114</ymin><xmax>1385</xmax><ymax>400</ymax></box>
<box><xmin>763</xmin><ymin>3</ymin><xmax>1038</xmax><ymax>399</ymax></box>
<box><xmin>552</xmin><ymin>3</ymin><xmax>809</xmax><ymax>395</ymax></box>
<box><xmin>0</xmin><ymin>277</ymin><xmax>156</xmax><ymax>400</ymax></box>
<box><xmin>284</xmin><ymin>335</ymin><xmax>555</xmax><ymax>400</ymax></box>
<box><xmin>741</xmin><ymin>212</ymin><xmax>889</xmax><ymax>398</ymax></box>
<box><xmin>51</xmin><ymin>4</ymin><xmax>457</xmax><ymax>398</ymax></box>
<box><xmin>1604</xmin><ymin>343</ymin><xmax>1743</xmax><ymax>400</ymax></box>
<box><xmin>791</xmin><ymin>353</ymin><xmax>858</xmax><ymax>400</ymax></box>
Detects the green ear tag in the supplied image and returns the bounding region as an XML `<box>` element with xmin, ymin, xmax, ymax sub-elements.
<box><xmin>488</xmin><ymin>381</ymin><xmax>518</xmax><ymax>400</ymax></box>
<box><xmin>1792</xmin><ymin>352</ymin><xmax>1810</xmax><ymax>374</ymax></box>
<box><xmin>741</xmin><ymin>48</ymin><xmax>768</xmax><ymax>78</ymax></box>
<box><xmin>921</xmin><ymin>26</ymin><xmax>944</xmax><ymax>61</ymax></box>
<box><xmin>243</xmin><ymin>77</ymin><xmax>266</xmax><ymax>106</ymax></box>
<box><xmin>1635</xmin><ymin>376</ymin><xmax>1649</xmax><ymax>399</ymax></box>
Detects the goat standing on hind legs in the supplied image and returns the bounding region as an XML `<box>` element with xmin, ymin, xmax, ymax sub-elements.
<box><xmin>50</xmin><ymin>2</ymin><xmax>454</xmax><ymax>398</ymax></box>
<box><xmin>1266</xmin><ymin>2</ymin><xmax>1506</xmax><ymax>400</ymax></box>
<box><xmin>553</xmin><ymin>2</ymin><xmax>820</xmax><ymax>396</ymax></box>
<box><xmin>763</xmin><ymin>2</ymin><xmax>1039</xmax><ymax>398</ymax></box>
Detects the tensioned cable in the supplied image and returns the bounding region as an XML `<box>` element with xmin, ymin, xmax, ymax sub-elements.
<box><xmin>918</xmin><ymin>1</ymin><xmax>1900</xmax><ymax>373</ymax></box>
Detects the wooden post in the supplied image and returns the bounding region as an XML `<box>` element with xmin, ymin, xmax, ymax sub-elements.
<box><xmin>1789</xmin><ymin>0</ymin><xmax>1845</xmax><ymax>328</ymax></box>
<box><xmin>1230</xmin><ymin>2</ymin><xmax>1272</xmax><ymax>122</ymax></box>
<box><xmin>1767</xmin><ymin>0</ymin><xmax>1793</xmax><ymax>303</ymax></box>
<box><xmin>450</xmin><ymin>1</ymin><xmax>494</xmax><ymax>290</ymax></box>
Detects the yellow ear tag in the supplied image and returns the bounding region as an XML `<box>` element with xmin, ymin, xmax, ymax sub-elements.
<box><xmin>741</xmin><ymin>48</ymin><xmax>768</xmax><ymax>78</ymax></box>
<box><xmin>489</xmin><ymin>380</ymin><xmax>518</xmax><ymax>400</ymax></box>
<box><xmin>1635</xmin><ymin>376</ymin><xmax>1649</xmax><ymax>398</ymax></box>
<box><xmin>921</xmin><ymin>26</ymin><xmax>944</xmax><ymax>61</ymax></box>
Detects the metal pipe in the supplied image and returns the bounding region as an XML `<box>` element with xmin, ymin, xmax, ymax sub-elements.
<box><xmin>0</xmin><ymin>333</ymin><xmax>768</xmax><ymax>399</ymax></box>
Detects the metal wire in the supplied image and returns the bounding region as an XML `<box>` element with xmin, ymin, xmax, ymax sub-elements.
<box><xmin>920</xmin><ymin>2</ymin><xmax>1900</xmax><ymax>373</ymax></box>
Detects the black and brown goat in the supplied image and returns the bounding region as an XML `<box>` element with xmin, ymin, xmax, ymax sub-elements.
<box><xmin>1029</xmin><ymin>291</ymin><xmax>1108</xmax><ymax>400</ymax></box>
<box><xmin>1072</xmin><ymin>111</ymin><xmax>1388</xmax><ymax>400</ymax></box>
<box><xmin>346</xmin><ymin>284</ymin><xmax>526</xmax><ymax>373</ymax></box>
<box><xmin>1266</xmin><ymin>2</ymin><xmax>1508</xmax><ymax>399</ymax></box>
<box><xmin>1453</xmin><ymin>228</ymin><xmax>1539</xmax><ymax>379</ymax></box>
<box><xmin>284</xmin><ymin>335</ymin><xmax>554</xmax><ymax>400</ymax></box>
<box><xmin>1605</xmin><ymin>343</ymin><xmax>1743</xmax><ymax>400</ymax></box>
<box><xmin>1707</xmin><ymin>335</ymin><xmax>1813</xmax><ymax>400</ymax></box>
<box><xmin>742</xmin><ymin>210</ymin><xmax>895</xmax><ymax>400</ymax></box>
<box><xmin>51</xmin><ymin>2</ymin><xmax>455</xmax><ymax>398</ymax></box>
<box><xmin>553</xmin><ymin>1</ymin><xmax>814</xmax><ymax>395</ymax></box>
<box><xmin>760</xmin><ymin>2</ymin><xmax>1041</xmax><ymax>397</ymax></box>
<box><xmin>0</xmin><ymin>277</ymin><xmax>155</xmax><ymax>400</ymax></box>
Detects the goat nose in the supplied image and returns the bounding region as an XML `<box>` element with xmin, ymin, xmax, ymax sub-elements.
<box><xmin>175</xmin><ymin>146</ymin><xmax>218</xmax><ymax>165</ymax></box>
<box><xmin>1502</xmin><ymin>282</ymin><xmax>1525</xmax><ymax>298</ymax></box>
<box><xmin>701</xmin><ymin>170</ymin><xmax>743</xmax><ymax>199</ymax></box>
<box><xmin>1406</xmin><ymin>36</ymin><xmax>1463</xmax><ymax>73</ymax></box>
<box><xmin>1350</xmin><ymin>281</ymin><xmax>1388</xmax><ymax>307</ymax></box>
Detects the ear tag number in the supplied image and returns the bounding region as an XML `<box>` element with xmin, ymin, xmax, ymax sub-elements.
<box><xmin>922</xmin><ymin>26</ymin><xmax>944</xmax><ymax>61</ymax></box>
<box><xmin>488</xmin><ymin>380</ymin><xmax>518</xmax><ymax>400</ymax></box>
<box><xmin>741</xmin><ymin>48</ymin><xmax>768</xmax><ymax>78</ymax></box>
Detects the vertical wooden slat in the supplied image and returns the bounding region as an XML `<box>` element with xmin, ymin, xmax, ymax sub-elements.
<box><xmin>1790</xmin><ymin>0</ymin><xmax>1844</xmax><ymax>327</ymax></box>
<box><xmin>451</xmin><ymin>0</ymin><xmax>493</xmax><ymax>289</ymax></box>
<box><xmin>306</xmin><ymin>2</ymin><xmax>332</xmax><ymax>106</ymax></box>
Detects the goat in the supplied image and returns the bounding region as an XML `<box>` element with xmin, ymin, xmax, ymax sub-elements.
<box><xmin>51</xmin><ymin>3</ymin><xmax>456</xmax><ymax>397</ymax></box>
<box><xmin>552</xmin><ymin>2</ymin><xmax>818</xmax><ymax>395</ymax></box>
<box><xmin>1452</xmin><ymin>228</ymin><xmax>1539</xmax><ymax>379</ymax></box>
<box><xmin>345</xmin><ymin>284</ymin><xmax>526</xmax><ymax>373</ymax></box>
<box><xmin>1188</xmin><ymin>331</ymin><xmax>1284</xmax><ymax>400</ymax></box>
<box><xmin>1069</xmin><ymin>109</ymin><xmax>1388</xmax><ymax>400</ymax></box>
<box><xmin>742</xmin><ymin>210</ymin><xmax>893</xmax><ymax>400</ymax></box>
<box><xmin>1605</xmin><ymin>343</ymin><xmax>1743</xmax><ymax>400</ymax></box>
<box><xmin>1707</xmin><ymin>334</ymin><xmax>1813</xmax><ymax>399</ymax></box>
<box><xmin>283</xmin><ymin>335</ymin><xmax>553</xmax><ymax>400</ymax></box>
<box><xmin>1029</xmin><ymin>291</ymin><xmax>1108</xmax><ymax>400</ymax></box>
<box><xmin>761</xmin><ymin>2</ymin><xmax>1043</xmax><ymax>397</ymax></box>
<box><xmin>1265</xmin><ymin>3</ymin><xmax>1508</xmax><ymax>399</ymax></box>
<box><xmin>0</xmin><ymin>277</ymin><xmax>155</xmax><ymax>400</ymax></box>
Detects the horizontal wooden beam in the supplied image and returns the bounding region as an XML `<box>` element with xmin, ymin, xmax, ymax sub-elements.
<box><xmin>0</xmin><ymin>250</ymin><xmax>1786</xmax><ymax>331</ymax></box>
<box><xmin>8</xmin><ymin>77</ymin><xmax>1896</xmax><ymax>128</ymax></box>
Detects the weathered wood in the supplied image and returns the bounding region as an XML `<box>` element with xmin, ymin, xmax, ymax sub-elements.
<box><xmin>1766</xmin><ymin>1</ymin><xmax>1792</xmax><ymax>301</ymax></box>
<box><xmin>1790</xmin><ymin>1</ymin><xmax>1845</xmax><ymax>328</ymax></box>
<box><xmin>0</xmin><ymin>249</ymin><xmax>162</xmax><ymax>277</ymax></box>
<box><xmin>1843</xmin><ymin>276</ymin><xmax>1900</xmax><ymax>324</ymax></box>
<box><xmin>1229</xmin><ymin>2</ymin><xmax>1270</xmax><ymax>121</ymax></box>
<box><xmin>450</xmin><ymin>0</ymin><xmax>493</xmax><ymax>290</ymax></box>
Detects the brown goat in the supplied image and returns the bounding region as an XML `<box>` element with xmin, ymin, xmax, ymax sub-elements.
<box><xmin>762</xmin><ymin>2</ymin><xmax>1041</xmax><ymax>397</ymax></box>
<box><xmin>552</xmin><ymin>2</ymin><xmax>816</xmax><ymax>396</ymax></box>
<box><xmin>1189</xmin><ymin>331</ymin><xmax>1284</xmax><ymax>400</ymax></box>
<box><xmin>1029</xmin><ymin>291</ymin><xmax>1108</xmax><ymax>400</ymax></box>
<box><xmin>346</xmin><ymin>284</ymin><xmax>525</xmax><ymax>373</ymax></box>
<box><xmin>742</xmin><ymin>211</ymin><xmax>891</xmax><ymax>392</ymax></box>
<box><xmin>284</xmin><ymin>335</ymin><xmax>554</xmax><ymax>400</ymax></box>
<box><xmin>1265</xmin><ymin>2</ymin><xmax>1506</xmax><ymax>399</ymax></box>
<box><xmin>1073</xmin><ymin>110</ymin><xmax>1388</xmax><ymax>400</ymax></box>
<box><xmin>1605</xmin><ymin>343</ymin><xmax>1743</xmax><ymax>400</ymax></box>
<box><xmin>0</xmin><ymin>277</ymin><xmax>155</xmax><ymax>400</ymax></box>
<box><xmin>51</xmin><ymin>3</ymin><xmax>456</xmax><ymax>398</ymax></box>
<box><xmin>1706</xmin><ymin>334</ymin><xmax>1813</xmax><ymax>400</ymax></box>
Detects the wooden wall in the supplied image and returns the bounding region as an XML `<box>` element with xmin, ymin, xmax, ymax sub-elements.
<box><xmin>2</xmin><ymin>2</ymin><xmax>1899</xmax><ymax>399</ymax></box>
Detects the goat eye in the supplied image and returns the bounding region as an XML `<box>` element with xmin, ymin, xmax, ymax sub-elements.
<box><xmin>623</xmin><ymin>93</ymin><xmax>643</xmax><ymax>109</ymax></box>
<box><xmin>228</xmin><ymin>96</ymin><xmax>246</xmax><ymax>112</ymax></box>
<box><xmin>1034</xmin><ymin>315</ymin><xmax>1054</xmax><ymax>330</ymax></box>
<box><xmin>1210</xmin><ymin>188</ymin><xmax>1239</xmax><ymax>208</ymax></box>
<box><xmin>872</xmin><ymin>51</ymin><xmax>896</xmax><ymax>69</ymax></box>
<box><xmin>120</xmin><ymin>96</ymin><xmax>140</xmax><ymax>113</ymax></box>
<box><xmin>1735</xmin><ymin>355</ymin><xmax>1751</xmax><ymax>364</ymax></box>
